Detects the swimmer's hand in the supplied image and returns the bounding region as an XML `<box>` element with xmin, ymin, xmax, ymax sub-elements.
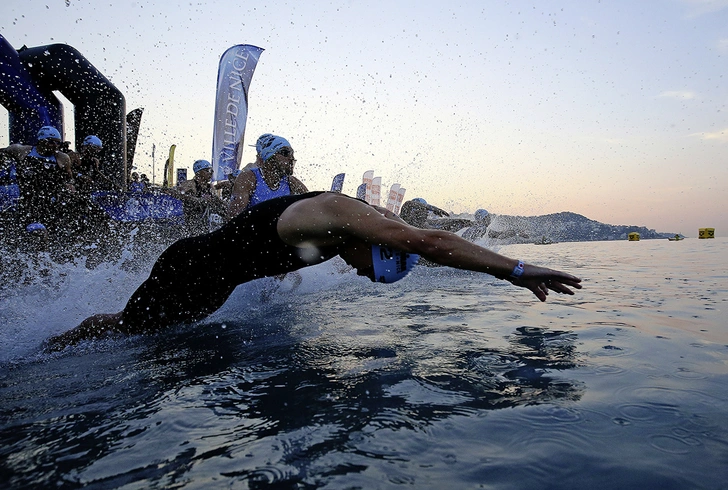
<box><xmin>507</xmin><ymin>264</ymin><xmax>582</xmax><ymax>302</ymax></box>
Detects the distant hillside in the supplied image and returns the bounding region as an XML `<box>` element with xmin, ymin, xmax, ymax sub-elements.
<box><xmin>515</xmin><ymin>211</ymin><xmax>672</xmax><ymax>242</ymax></box>
<box><xmin>431</xmin><ymin>211</ymin><xmax>672</xmax><ymax>243</ymax></box>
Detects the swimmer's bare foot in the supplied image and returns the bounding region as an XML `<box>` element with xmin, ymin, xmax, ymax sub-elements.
<box><xmin>44</xmin><ymin>312</ymin><xmax>124</xmax><ymax>352</ymax></box>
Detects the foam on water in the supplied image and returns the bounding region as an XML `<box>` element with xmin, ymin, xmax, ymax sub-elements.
<box><xmin>0</xmin><ymin>235</ymin><xmax>166</xmax><ymax>362</ymax></box>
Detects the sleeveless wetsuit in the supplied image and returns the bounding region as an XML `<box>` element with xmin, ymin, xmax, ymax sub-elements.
<box><xmin>248</xmin><ymin>168</ymin><xmax>291</xmax><ymax>208</ymax></box>
<box><xmin>121</xmin><ymin>191</ymin><xmax>339</xmax><ymax>333</ymax></box>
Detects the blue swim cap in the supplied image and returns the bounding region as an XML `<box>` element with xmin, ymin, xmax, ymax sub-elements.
<box><xmin>193</xmin><ymin>159</ymin><xmax>212</xmax><ymax>173</ymax></box>
<box><xmin>253</xmin><ymin>133</ymin><xmax>274</xmax><ymax>154</ymax></box>
<box><xmin>82</xmin><ymin>135</ymin><xmax>103</xmax><ymax>148</ymax></box>
<box><xmin>258</xmin><ymin>135</ymin><xmax>291</xmax><ymax>162</ymax></box>
<box><xmin>26</xmin><ymin>222</ymin><xmax>47</xmax><ymax>233</ymax></box>
<box><xmin>37</xmin><ymin>126</ymin><xmax>61</xmax><ymax>141</ymax></box>
<box><xmin>411</xmin><ymin>197</ymin><xmax>427</xmax><ymax>205</ymax></box>
<box><xmin>474</xmin><ymin>209</ymin><xmax>490</xmax><ymax>222</ymax></box>
<box><xmin>371</xmin><ymin>245</ymin><xmax>419</xmax><ymax>283</ymax></box>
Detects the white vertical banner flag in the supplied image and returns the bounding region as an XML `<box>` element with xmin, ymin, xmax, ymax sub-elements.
<box><xmin>362</xmin><ymin>170</ymin><xmax>374</xmax><ymax>203</ymax></box>
<box><xmin>370</xmin><ymin>177</ymin><xmax>382</xmax><ymax>206</ymax></box>
<box><xmin>386</xmin><ymin>184</ymin><xmax>400</xmax><ymax>212</ymax></box>
<box><xmin>211</xmin><ymin>44</ymin><xmax>264</xmax><ymax>181</ymax></box>
<box><xmin>394</xmin><ymin>187</ymin><xmax>406</xmax><ymax>214</ymax></box>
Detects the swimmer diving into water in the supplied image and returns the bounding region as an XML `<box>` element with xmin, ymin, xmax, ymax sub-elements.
<box><xmin>47</xmin><ymin>191</ymin><xmax>582</xmax><ymax>350</ymax></box>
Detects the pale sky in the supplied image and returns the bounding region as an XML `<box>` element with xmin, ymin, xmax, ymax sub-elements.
<box><xmin>2</xmin><ymin>0</ymin><xmax>727</xmax><ymax>236</ymax></box>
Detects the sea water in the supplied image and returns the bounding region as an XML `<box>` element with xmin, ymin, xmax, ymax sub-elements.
<box><xmin>1</xmin><ymin>237</ymin><xmax>727</xmax><ymax>489</ymax></box>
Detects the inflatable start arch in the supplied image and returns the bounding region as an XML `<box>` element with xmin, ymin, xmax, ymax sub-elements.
<box><xmin>0</xmin><ymin>33</ymin><xmax>141</xmax><ymax>188</ymax></box>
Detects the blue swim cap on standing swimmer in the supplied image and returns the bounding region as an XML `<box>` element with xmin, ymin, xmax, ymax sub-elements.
<box><xmin>82</xmin><ymin>135</ymin><xmax>103</xmax><ymax>148</ymax></box>
<box><xmin>252</xmin><ymin>133</ymin><xmax>274</xmax><ymax>154</ymax></box>
<box><xmin>193</xmin><ymin>159</ymin><xmax>212</xmax><ymax>174</ymax></box>
<box><xmin>371</xmin><ymin>245</ymin><xmax>419</xmax><ymax>283</ymax></box>
<box><xmin>474</xmin><ymin>209</ymin><xmax>490</xmax><ymax>222</ymax></box>
<box><xmin>25</xmin><ymin>222</ymin><xmax>47</xmax><ymax>233</ymax></box>
<box><xmin>37</xmin><ymin>126</ymin><xmax>61</xmax><ymax>141</ymax></box>
<box><xmin>258</xmin><ymin>135</ymin><xmax>291</xmax><ymax>162</ymax></box>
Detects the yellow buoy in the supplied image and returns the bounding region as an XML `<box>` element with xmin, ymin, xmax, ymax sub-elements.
<box><xmin>628</xmin><ymin>232</ymin><xmax>640</xmax><ymax>241</ymax></box>
<box><xmin>698</xmin><ymin>228</ymin><xmax>715</xmax><ymax>239</ymax></box>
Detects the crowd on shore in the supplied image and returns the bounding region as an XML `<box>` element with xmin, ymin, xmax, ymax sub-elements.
<box><xmin>2</xmin><ymin>126</ymin><xmax>488</xmax><ymax>273</ymax></box>
<box><xmin>1</xmin><ymin>126</ymin><xmax>117</xmax><ymax>259</ymax></box>
<box><xmin>0</xmin><ymin>128</ymin><xmax>318</xmax><ymax>264</ymax></box>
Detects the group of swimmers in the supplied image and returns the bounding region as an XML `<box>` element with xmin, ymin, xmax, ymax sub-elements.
<box><xmin>162</xmin><ymin>133</ymin><xmax>309</xmax><ymax>236</ymax></box>
<box><xmin>0</xmin><ymin>125</ymin><xmax>315</xmax><ymax>256</ymax></box>
<box><xmin>0</xmin><ymin>126</ymin><xmax>116</xmax><ymax>253</ymax></box>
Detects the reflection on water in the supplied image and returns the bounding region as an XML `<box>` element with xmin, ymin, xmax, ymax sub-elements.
<box><xmin>1</xmin><ymin>239</ymin><xmax>728</xmax><ymax>488</ymax></box>
<box><xmin>1</xmin><ymin>280</ymin><xmax>585</xmax><ymax>488</ymax></box>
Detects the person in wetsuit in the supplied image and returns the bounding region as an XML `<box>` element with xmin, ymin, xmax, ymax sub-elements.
<box><xmin>129</xmin><ymin>172</ymin><xmax>146</xmax><ymax>192</ymax></box>
<box><xmin>46</xmin><ymin>191</ymin><xmax>582</xmax><ymax>350</ymax></box>
<box><xmin>173</xmin><ymin>159</ymin><xmax>226</xmax><ymax>235</ymax></box>
<box><xmin>399</xmin><ymin>197</ymin><xmax>450</xmax><ymax>229</ymax></box>
<box><xmin>0</xmin><ymin>126</ymin><xmax>74</xmax><ymax>238</ymax></box>
<box><xmin>227</xmin><ymin>134</ymin><xmax>308</xmax><ymax>219</ymax></box>
<box><xmin>213</xmin><ymin>169</ymin><xmax>241</xmax><ymax>202</ymax></box>
<box><xmin>71</xmin><ymin>135</ymin><xmax>116</xmax><ymax>194</ymax></box>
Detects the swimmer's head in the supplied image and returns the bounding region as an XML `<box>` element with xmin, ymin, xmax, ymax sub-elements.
<box><xmin>26</xmin><ymin>222</ymin><xmax>47</xmax><ymax>233</ymax></box>
<box><xmin>371</xmin><ymin>245</ymin><xmax>419</xmax><ymax>283</ymax></box>
<box><xmin>474</xmin><ymin>209</ymin><xmax>490</xmax><ymax>223</ymax></box>
<box><xmin>82</xmin><ymin>135</ymin><xmax>103</xmax><ymax>149</ymax></box>
<box><xmin>193</xmin><ymin>159</ymin><xmax>212</xmax><ymax>174</ymax></box>
<box><xmin>258</xmin><ymin>135</ymin><xmax>291</xmax><ymax>162</ymax></box>
<box><xmin>340</xmin><ymin>242</ymin><xmax>419</xmax><ymax>283</ymax></box>
<box><xmin>411</xmin><ymin>197</ymin><xmax>427</xmax><ymax>205</ymax></box>
<box><xmin>36</xmin><ymin>126</ymin><xmax>62</xmax><ymax>153</ymax></box>
<box><xmin>37</xmin><ymin>126</ymin><xmax>61</xmax><ymax>142</ymax></box>
<box><xmin>25</xmin><ymin>222</ymin><xmax>48</xmax><ymax>251</ymax></box>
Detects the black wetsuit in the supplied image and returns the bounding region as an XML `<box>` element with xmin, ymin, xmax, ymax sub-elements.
<box><xmin>75</xmin><ymin>155</ymin><xmax>105</xmax><ymax>193</ymax></box>
<box><xmin>121</xmin><ymin>191</ymin><xmax>339</xmax><ymax>333</ymax></box>
<box><xmin>16</xmin><ymin>148</ymin><xmax>68</xmax><ymax>229</ymax></box>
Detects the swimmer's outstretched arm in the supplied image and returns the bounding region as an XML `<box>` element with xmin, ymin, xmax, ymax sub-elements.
<box><xmin>403</xmin><ymin>229</ymin><xmax>582</xmax><ymax>301</ymax></box>
<box><xmin>280</xmin><ymin>193</ymin><xmax>582</xmax><ymax>302</ymax></box>
<box><xmin>45</xmin><ymin>312</ymin><xmax>124</xmax><ymax>351</ymax></box>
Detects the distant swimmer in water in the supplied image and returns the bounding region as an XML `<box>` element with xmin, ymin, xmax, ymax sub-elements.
<box><xmin>46</xmin><ymin>191</ymin><xmax>582</xmax><ymax>350</ymax></box>
<box><xmin>399</xmin><ymin>197</ymin><xmax>450</xmax><ymax>229</ymax></box>
<box><xmin>461</xmin><ymin>209</ymin><xmax>523</xmax><ymax>241</ymax></box>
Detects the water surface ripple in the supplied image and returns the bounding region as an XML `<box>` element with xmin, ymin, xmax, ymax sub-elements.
<box><xmin>1</xmin><ymin>238</ymin><xmax>727</xmax><ymax>488</ymax></box>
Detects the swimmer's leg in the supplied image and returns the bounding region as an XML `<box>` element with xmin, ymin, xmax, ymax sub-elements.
<box><xmin>45</xmin><ymin>312</ymin><xmax>124</xmax><ymax>352</ymax></box>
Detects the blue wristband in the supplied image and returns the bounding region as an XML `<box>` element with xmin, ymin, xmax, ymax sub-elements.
<box><xmin>510</xmin><ymin>260</ymin><xmax>525</xmax><ymax>279</ymax></box>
